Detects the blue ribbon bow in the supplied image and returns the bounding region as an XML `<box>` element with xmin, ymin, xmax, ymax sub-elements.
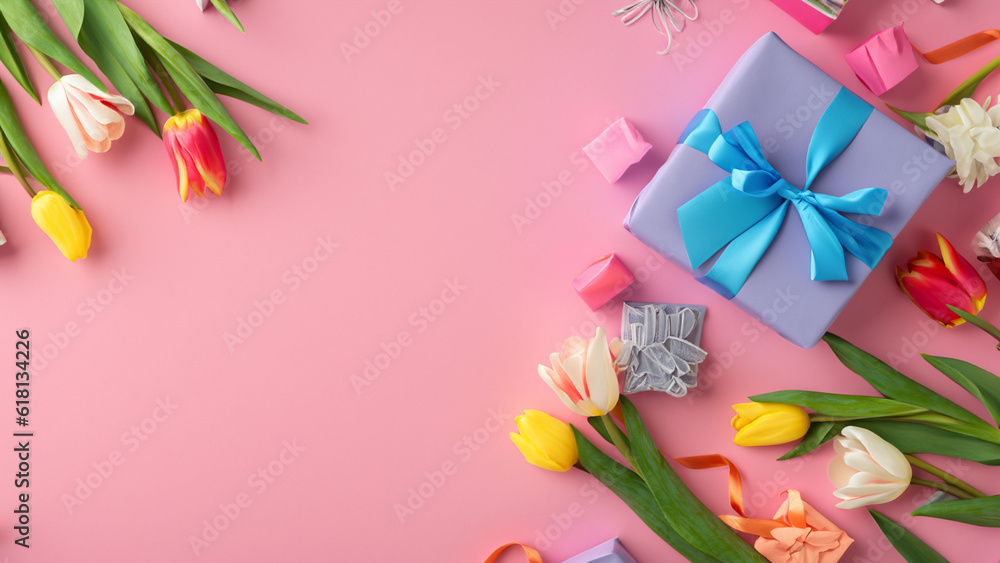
<box><xmin>676</xmin><ymin>87</ymin><xmax>893</xmax><ymax>299</ymax></box>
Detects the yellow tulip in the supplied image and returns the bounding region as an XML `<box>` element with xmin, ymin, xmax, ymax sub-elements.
<box><xmin>510</xmin><ymin>410</ymin><xmax>578</xmax><ymax>472</ymax></box>
<box><xmin>30</xmin><ymin>191</ymin><xmax>92</xmax><ymax>262</ymax></box>
<box><xmin>731</xmin><ymin>402</ymin><xmax>810</xmax><ymax>447</ymax></box>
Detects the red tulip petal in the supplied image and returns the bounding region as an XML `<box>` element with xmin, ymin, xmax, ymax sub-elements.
<box><xmin>906</xmin><ymin>250</ymin><xmax>951</xmax><ymax>276</ymax></box>
<box><xmin>898</xmin><ymin>270</ymin><xmax>974</xmax><ymax>327</ymax></box>
<box><xmin>937</xmin><ymin>233</ymin><xmax>987</xmax><ymax>311</ymax></box>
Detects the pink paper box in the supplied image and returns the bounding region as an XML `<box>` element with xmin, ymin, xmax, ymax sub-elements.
<box><xmin>770</xmin><ymin>0</ymin><xmax>846</xmax><ymax>34</ymax></box>
<box><xmin>573</xmin><ymin>254</ymin><xmax>634</xmax><ymax>311</ymax></box>
<box><xmin>584</xmin><ymin>117</ymin><xmax>652</xmax><ymax>183</ymax></box>
<box><xmin>845</xmin><ymin>26</ymin><xmax>919</xmax><ymax>96</ymax></box>
<box><xmin>560</xmin><ymin>538</ymin><xmax>638</xmax><ymax>563</ymax></box>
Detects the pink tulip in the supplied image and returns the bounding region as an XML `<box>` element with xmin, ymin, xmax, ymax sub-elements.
<box><xmin>47</xmin><ymin>75</ymin><xmax>134</xmax><ymax>159</ymax></box>
<box><xmin>896</xmin><ymin>233</ymin><xmax>987</xmax><ymax>327</ymax></box>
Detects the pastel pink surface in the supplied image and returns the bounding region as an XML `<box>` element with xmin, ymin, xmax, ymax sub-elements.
<box><xmin>0</xmin><ymin>1</ymin><xmax>998</xmax><ymax>563</ymax></box>
<box><xmin>846</xmin><ymin>26</ymin><xmax>920</xmax><ymax>96</ymax></box>
<box><xmin>583</xmin><ymin>117</ymin><xmax>652</xmax><ymax>183</ymax></box>
<box><xmin>573</xmin><ymin>254</ymin><xmax>635</xmax><ymax>310</ymax></box>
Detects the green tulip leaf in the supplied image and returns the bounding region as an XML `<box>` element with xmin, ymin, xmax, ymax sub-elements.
<box><xmin>869</xmin><ymin>510</ymin><xmax>949</xmax><ymax>563</ymax></box>
<box><xmin>749</xmin><ymin>391</ymin><xmax>926</xmax><ymax>419</ymax></box>
<box><xmin>923</xmin><ymin>355</ymin><xmax>1000</xmax><ymax>426</ymax></box>
<box><xmin>573</xmin><ymin>426</ymin><xmax>721</xmax><ymax>563</ymax></box>
<box><xmin>0</xmin><ymin>79</ymin><xmax>77</xmax><ymax>207</ymax></box>
<box><xmin>911</xmin><ymin>495</ymin><xmax>1000</xmax><ymax>527</ymax></box>
<box><xmin>853</xmin><ymin>420</ymin><xmax>1000</xmax><ymax>466</ymax></box>
<box><xmin>0</xmin><ymin>0</ymin><xmax>103</xmax><ymax>88</ymax></box>
<box><xmin>886</xmin><ymin>104</ymin><xmax>932</xmax><ymax>134</ymax></box>
<box><xmin>947</xmin><ymin>305</ymin><xmax>1000</xmax><ymax>345</ymax></box>
<box><xmin>0</xmin><ymin>14</ymin><xmax>38</xmax><ymax>102</ymax></box>
<box><xmin>588</xmin><ymin>415</ymin><xmax>621</xmax><ymax>447</ymax></box>
<box><xmin>777</xmin><ymin>420</ymin><xmax>845</xmax><ymax>460</ymax></box>
<box><xmin>120</xmin><ymin>3</ymin><xmax>260</xmax><ymax>160</ymax></box>
<box><xmin>822</xmin><ymin>333</ymin><xmax>993</xmax><ymax>429</ymax></box>
<box><xmin>208</xmin><ymin>0</ymin><xmax>245</xmax><ymax>33</ymax></box>
<box><xmin>621</xmin><ymin>396</ymin><xmax>767</xmax><ymax>562</ymax></box>
<box><xmin>80</xmin><ymin>0</ymin><xmax>173</xmax><ymax>115</ymax></box>
<box><xmin>939</xmin><ymin>54</ymin><xmax>1000</xmax><ymax>109</ymax></box>
<box><xmin>168</xmin><ymin>40</ymin><xmax>306</xmax><ymax>124</ymax></box>
<box><xmin>76</xmin><ymin>15</ymin><xmax>157</xmax><ymax>133</ymax></box>
<box><xmin>52</xmin><ymin>0</ymin><xmax>85</xmax><ymax>38</ymax></box>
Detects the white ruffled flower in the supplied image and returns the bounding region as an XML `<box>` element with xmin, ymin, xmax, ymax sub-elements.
<box><xmin>925</xmin><ymin>97</ymin><xmax>1000</xmax><ymax>192</ymax></box>
<box><xmin>196</xmin><ymin>0</ymin><xmax>209</xmax><ymax>11</ymax></box>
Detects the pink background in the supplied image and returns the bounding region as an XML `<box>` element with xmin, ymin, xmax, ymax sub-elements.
<box><xmin>1</xmin><ymin>0</ymin><xmax>999</xmax><ymax>561</ymax></box>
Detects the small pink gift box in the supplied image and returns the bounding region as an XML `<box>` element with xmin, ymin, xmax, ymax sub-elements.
<box><xmin>845</xmin><ymin>26</ymin><xmax>918</xmax><ymax>96</ymax></box>
<box><xmin>583</xmin><ymin>118</ymin><xmax>652</xmax><ymax>183</ymax></box>
<box><xmin>573</xmin><ymin>254</ymin><xmax>634</xmax><ymax>311</ymax></box>
<box><xmin>770</xmin><ymin>0</ymin><xmax>845</xmax><ymax>34</ymax></box>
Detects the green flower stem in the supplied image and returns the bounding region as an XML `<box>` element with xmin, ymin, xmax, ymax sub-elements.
<box><xmin>911</xmin><ymin>478</ymin><xmax>975</xmax><ymax>500</ymax></box>
<box><xmin>947</xmin><ymin>306</ymin><xmax>1000</xmax><ymax>351</ymax></box>
<box><xmin>810</xmin><ymin>408</ymin><xmax>929</xmax><ymax>423</ymax></box>
<box><xmin>600</xmin><ymin>413</ymin><xmax>640</xmax><ymax>476</ymax></box>
<box><xmin>148</xmin><ymin>54</ymin><xmax>184</xmax><ymax>115</ymax></box>
<box><xmin>887</xmin><ymin>412</ymin><xmax>1000</xmax><ymax>446</ymax></box>
<box><xmin>26</xmin><ymin>45</ymin><xmax>62</xmax><ymax>81</ymax></box>
<box><xmin>0</xmin><ymin>135</ymin><xmax>35</xmax><ymax>197</ymax></box>
<box><xmin>906</xmin><ymin>454</ymin><xmax>986</xmax><ymax>498</ymax></box>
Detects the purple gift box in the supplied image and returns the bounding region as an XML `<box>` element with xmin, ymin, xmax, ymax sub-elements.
<box><xmin>560</xmin><ymin>537</ymin><xmax>638</xmax><ymax>563</ymax></box>
<box><xmin>624</xmin><ymin>32</ymin><xmax>953</xmax><ymax>348</ymax></box>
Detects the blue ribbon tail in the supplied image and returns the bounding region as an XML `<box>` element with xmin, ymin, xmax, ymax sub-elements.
<box><xmin>814</xmin><ymin>205</ymin><xmax>894</xmax><ymax>268</ymax></box>
<box><xmin>701</xmin><ymin>202</ymin><xmax>789</xmax><ymax>297</ymax></box>
<box><xmin>791</xmin><ymin>198</ymin><xmax>849</xmax><ymax>281</ymax></box>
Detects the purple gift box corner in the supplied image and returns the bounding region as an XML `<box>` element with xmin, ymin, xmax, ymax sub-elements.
<box><xmin>560</xmin><ymin>537</ymin><xmax>638</xmax><ymax>563</ymax></box>
<box><xmin>624</xmin><ymin>32</ymin><xmax>953</xmax><ymax>348</ymax></box>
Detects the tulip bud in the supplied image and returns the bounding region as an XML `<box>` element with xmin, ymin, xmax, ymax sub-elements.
<box><xmin>897</xmin><ymin>233</ymin><xmax>987</xmax><ymax>327</ymax></box>
<box><xmin>731</xmin><ymin>402</ymin><xmax>810</xmax><ymax>447</ymax></box>
<box><xmin>48</xmin><ymin>74</ymin><xmax>134</xmax><ymax>159</ymax></box>
<box><xmin>538</xmin><ymin>327</ymin><xmax>620</xmax><ymax>417</ymax></box>
<box><xmin>163</xmin><ymin>109</ymin><xmax>228</xmax><ymax>203</ymax></box>
<box><xmin>30</xmin><ymin>191</ymin><xmax>92</xmax><ymax>262</ymax></box>
<box><xmin>828</xmin><ymin>426</ymin><xmax>911</xmax><ymax>509</ymax></box>
<box><xmin>510</xmin><ymin>410</ymin><xmax>578</xmax><ymax>472</ymax></box>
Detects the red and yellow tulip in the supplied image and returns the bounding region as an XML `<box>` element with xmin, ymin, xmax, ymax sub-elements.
<box><xmin>896</xmin><ymin>234</ymin><xmax>987</xmax><ymax>327</ymax></box>
<box><xmin>163</xmin><ymin>109</ymin><xmax>227</xmax><ymax>202</ymax></box>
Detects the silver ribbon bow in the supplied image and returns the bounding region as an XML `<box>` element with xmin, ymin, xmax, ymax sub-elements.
<box><xmin>618</xmin><ymin>305</ymin><xmax>707</xmax><ymax>397</ymax></box>
<box><xmin>612</xmin><ymin>0</ymin><xmax>699</xmax><ymax>55</ymax></box>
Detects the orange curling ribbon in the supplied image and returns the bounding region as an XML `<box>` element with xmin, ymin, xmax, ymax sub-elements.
<box><xmin>918</xmin><ymin>30</ymin><xmax>1000</xmax><ymax>64</ymax></box>
<box><xmin>673</xmin><ymin>454</ymin><xmax>785</xmax><ymax>538</ymax></box>
<box><xmin>484</xmin><ymin>542</ymin><xmax>543</xmax><ymax>563</ymax></box>
<box><xmin>672</xmin><ymin>454</ymin><xmax>746</xmax><ymax>516</ymax></box>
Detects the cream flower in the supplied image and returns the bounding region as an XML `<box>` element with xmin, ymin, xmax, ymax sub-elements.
<box><xmin>827</xmin><ymin>426</ymin><xmax>912</xmax><ymax>509</ymax></box>
<box><xmin>538</xmin><ymin>327</ymin><xmax>620</xmax><ymax>417</ymax></box>
<box><xmin>925</xmin><ymin>97</ymin><xmax>1000</xmax><ymax>192</ymax></box>
<box><xmin>47</xmin><ymin>75</ymin><xmax>134</xmax><ymax>159</ymax></box>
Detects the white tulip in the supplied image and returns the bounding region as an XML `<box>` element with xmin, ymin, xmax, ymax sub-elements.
<box><xmin>827</xmin><ymin>426</ymin><xmax>912</xmax><ymax>509</ymax></box>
